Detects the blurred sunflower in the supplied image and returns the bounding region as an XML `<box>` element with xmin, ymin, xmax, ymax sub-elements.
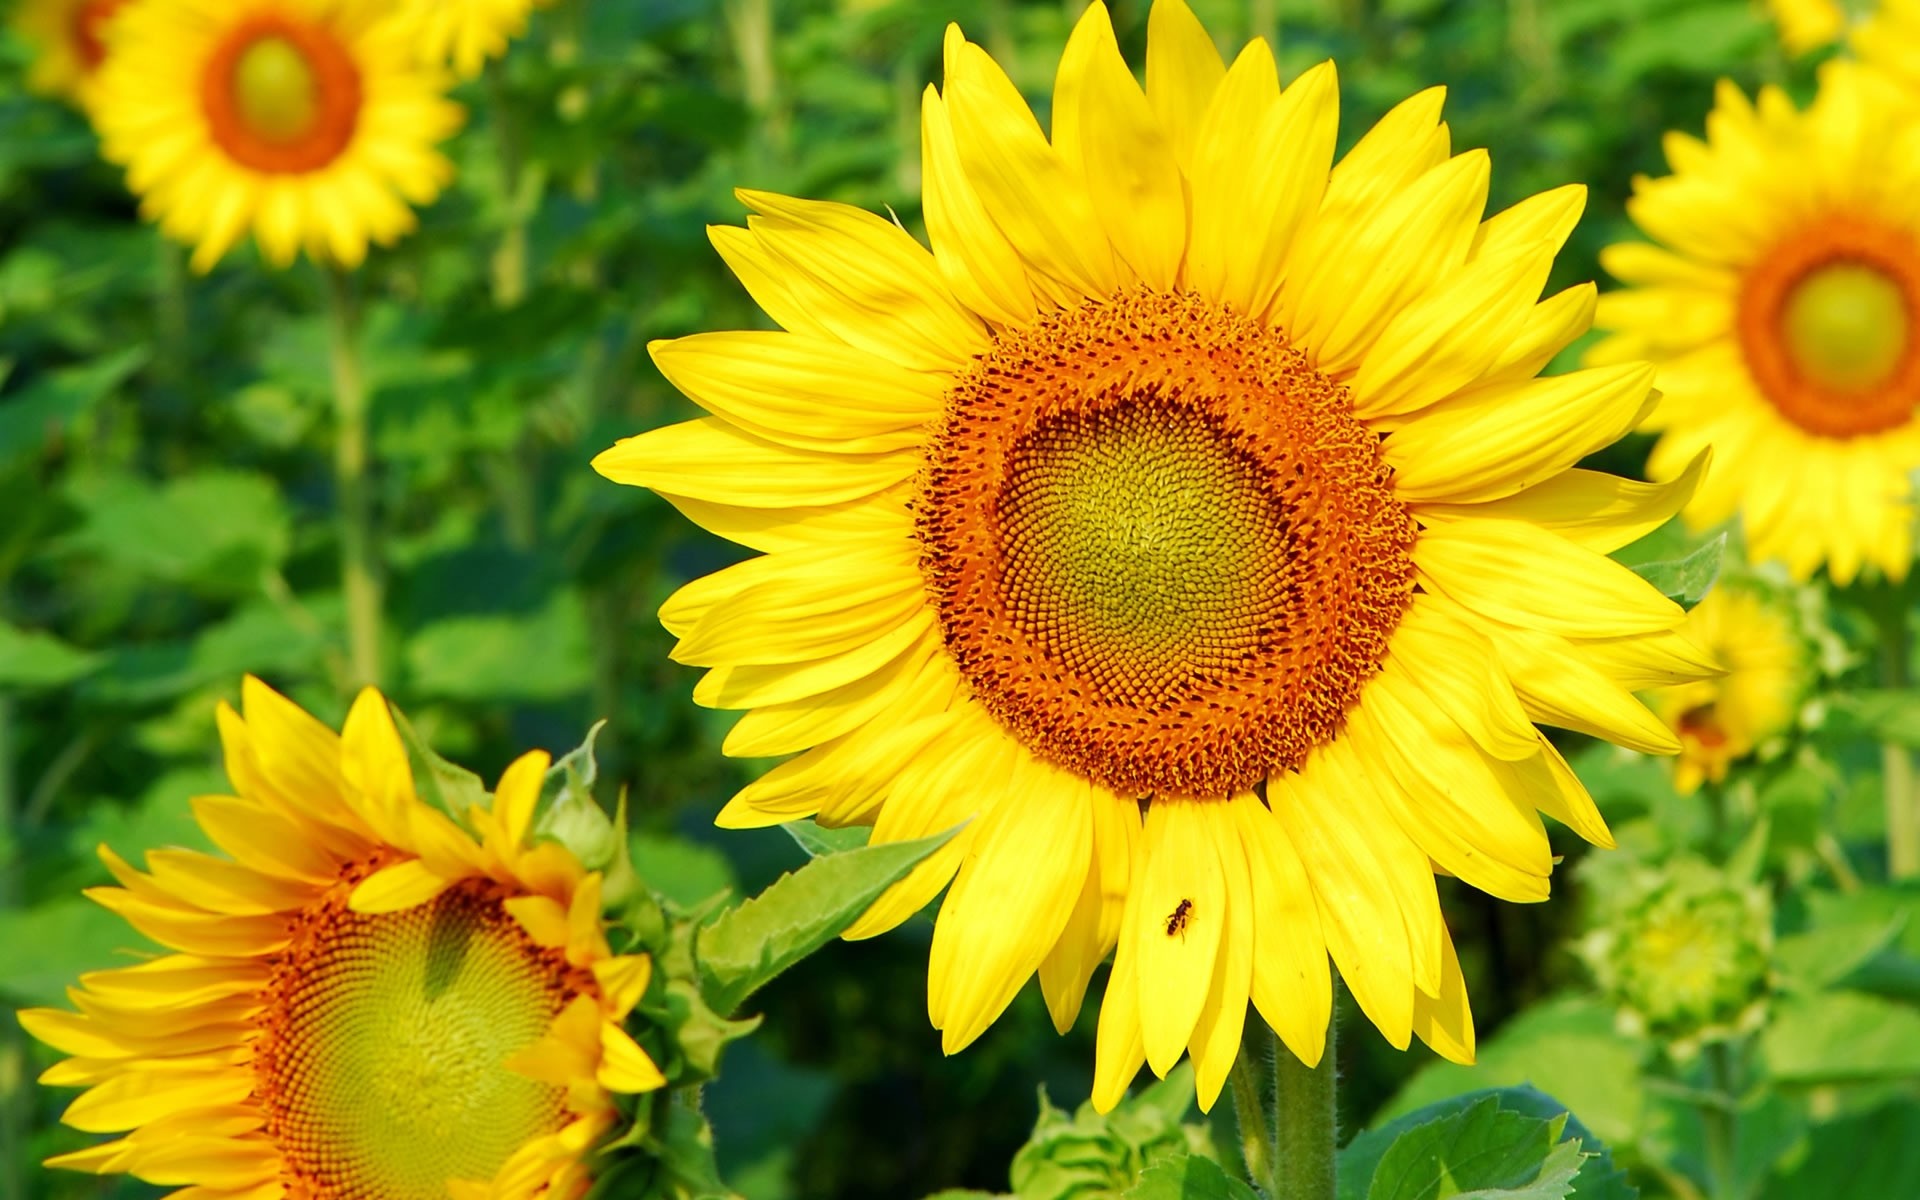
<box><xmin>1767</xmin><ymin>0</ymin><xmax>1847</xmax><ymax>54</ymax></box>
<box><xmin>394</xmin><ymin>0</ymin><xmax>545</xmax><ymax>79</ymax></box>
<box><xmin>20</xmin><ymin>678</ymin><xmax>663</xmax><ymax>1200</ymax></box>
<box><xmin>89</xmin><ymin>0</ymin><xmax>463</xmax><ymax>272</ymax></box>
<box><xmin>1648</xmin><ymin>583</ymin><xmax>1807</xmax><ymax>792</ymax></box>
<box><xmin>1592</xmin><ymin>64</ymin><xmax>1920</xmax><ymax>584</ymax></box>
<box><xmin>1855</xmin><ymin>0</ymin><xmax>1920</xmax><ymax>86</ymax></box>
<box><xmin>596</xmin><ymin>0</ymin><xmax>1714</xmax><ymax>1110</ymax></box>
<box><xmin>9</xmin><ymin>0</ymin><xmax>129</xmax><ymax>109</ymax></box>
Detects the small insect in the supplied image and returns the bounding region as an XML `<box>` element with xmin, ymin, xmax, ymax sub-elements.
<box><xmin>1164</xmin><ymin>898</ymin><xmax>1193</xmax><ymax>939</ymax></box>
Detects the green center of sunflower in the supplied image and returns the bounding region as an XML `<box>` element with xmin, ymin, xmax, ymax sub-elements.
<box><xmin>918</xmin><ymin>289</ymin><xmax>1418</xmax><ymax>799</ymax></box>
<box><xmin>1780</xmin><ymin>262</ymin><xmax>1910</xmax><ymax>393</ymax></box>
<box><xmin>232</xmin><ymin>36</ymin><xmax>321</xmax><ymax>144</ymax></box>
<box><xmin>998</xmin><ymin>402</ymin><xmax>1292</xmax><ymax>705</ymax></box>
<box><xmin>256</xmin><ymin>876</ymin><xmax>577</xmax><ymax>1200</ymax></box>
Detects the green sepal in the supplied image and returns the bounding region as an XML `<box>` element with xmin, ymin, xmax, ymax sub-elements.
<box><xmin>695</xmin><ymin>823</ymin><xmax>962</xmax><ymax>1016</ymax></box>
<box><xmin>389</xmin><ymin>704</ymin><xmax>490</xmax><ymax>819</ymax></box>
<box><xmin>590</xmin><ymin>1092</ymin><xmax>738</xmax><ymax>1200</ymax></box>
<box><xmin>1621</xmin><ymin>531</ymin><xmax>1726</xmax><ymax>609</ymax></box>
<box><xmin>1339</xmin><ymin>1087</ymin><xmax>1633</xmax><ymax>1200</ymax></box>
<box><xmin>638</xmin><ymin>894</ymin><xmax>759</xmax><ymax>1085</ymax></box>
<box><xmin>1007</xmin><ymin>1065</ymin><xmax>1209</xmax><ymax>1200</ymax></box>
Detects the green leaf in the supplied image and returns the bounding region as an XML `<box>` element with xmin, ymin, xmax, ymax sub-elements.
<box><xmin>1354</xmin><ymin>1096</ymin><xmax>1583</xmax><ymax>1200</ymax></box>
<box><xmin>1774</xmin><ymin>915</ymin><xmax>1905</xmax><ymax>994</ymax></box>
<box><xmin>0</xmin><ymin>896</ymin><xmax>158</xmax><ymax>1007</ymax></box>
<box><xmin>632</xmin><ymin>833</ymin><xmax>738</xmax><ymax>908</ymax></box>
<box><xmin>404</xmin><ymin>590</ymin><xmax>592</xmax><ymax>702</ymax></box>
<box><xmin>0</xmin><ymin>620</ymin><xmax>99</xmax><ymax>689</ymax></box>
<box><xmin>696</xmin><ymin>824</ymin><xmax>962</xmax><ymax>1015</ymax></box>
<box><xmin>1352</xmin><ymin>1088</ymin><xmax>1632</xmax><ymax>1200</ymax></box>
<box><xmin>83</xmin><ymin>603</ymin><xmax>330</xmax><ymax>705</ymax></box>
<box><xmin>1761</xmin><ymin>990</ymin><xmax>1920</xmax><ymax>1082</ymax></box>
<box><xmin>1121</xmin><ymin>1154</ymin><xmax>1259</xmax><ymax>1200</ymax></box>
<box><xmin>1760</xmin><ymin>1103</ymin><xmax>1920</xmax><ymax>1200</ymax></box>
<box><xmin>1620</xmin><ymin>532</ymin><xmax>1725</xmax><ymax>608</ymax></box>
<box><xmin>783</xmin><ymin>818</ymin><xmax>870</xmax><ymax>857</ymax></box>
<box><xmin>1823</xmin><ymin>689</ymin><xmax>1920</xmax><ymax>749</ymax></box>
<box><xmin>61</xmin><ymin>469</ymin><xmax>291</xmax><ymax>590</ymax></box>
<box><xmin>0</xmin><ymin>348</ymin><xmax>145</xmax><ymax>469</ymax></box>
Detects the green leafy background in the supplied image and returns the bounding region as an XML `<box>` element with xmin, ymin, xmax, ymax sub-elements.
<box><xmin>2</xmin><ymin>0</ymin><xmax>1916</xmax><ymax>1198</ymax></box>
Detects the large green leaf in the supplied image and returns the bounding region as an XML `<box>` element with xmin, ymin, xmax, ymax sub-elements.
<box><xmin>404</xmin><ymin>590</ymin><xmax>592</xmax><ymax>702</ymax></box>
<box><xmin>1349</xmin><ymin>1088</ymin><xmax>1632</xmax><ymax>1200</ymax></box>
<box><xmin>1761</xmin><ymin>990</ymin><xmax>1920</xmax><ymax>1082</ymax></box>
<box><xmin>696</xmin><ymin>825</ymin><xmax>961</xmax><ymax>1015</ymax></box>
<box><xmin>0</xmin><ymin>348</ymin><xmax>145</xmax><ymax>469</ymax></box>
<box><xmin>1350</xmin><ymin>1097</ymin><xmax>1585</xmax><ymax>1200</ymax></box>
<box><xmin>1761</xmin><ymin>1103</ymin><xmax>1920</xmax><ymax>1200</ymax></box>
<box><xmin>0</xmin><ymin>620</ymin><xmax>99</xmax><ymax>690</ymax></box>
<box><xmin>783</xmin><ymin>818</ymin><xmax>872</xmax><ymax>857</ymax></box>
<box><xmin>1824</xmin><ymin>690</ymin><xmax>1920</xmax><ymax>749</ymax></box>
<box><xmin>60</xmin><ymin>469</ymin><xmax>292</xmax><ymax>591</ymax></box>
<box><xmin>1619</xmin><ymin>532</ymin><xmax>1725</xmax><ymax>609</ymax></box>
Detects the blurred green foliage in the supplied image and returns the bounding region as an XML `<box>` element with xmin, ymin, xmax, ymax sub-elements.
<box><xmin>2</xmin><ymin>1</ymin><xmax>1917</xmax><ymax>1198</ymax></box>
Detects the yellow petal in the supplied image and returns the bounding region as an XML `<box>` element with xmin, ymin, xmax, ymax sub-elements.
<box><xmin>492</xmin><ymin>750</ymin><xmax>550</xmax><ymax>852</ymax></box>
<box><xmin>349</xmin><ymin>859</ymin><xmax>453</xmax><ymax>914</ymax></box>
<box><xmin>1386</xmin><ymin>602</ymin><xmax>1540</xmax><ymax>762</ymax></box>
<box><xmin>598</xmin><ymin>1023</ymin><xmax>667</xmax><ymax>1093</ymax></box>
<box><xmin>1038</xmin><ymin>790</ymin><xmax>1139</xmax><ymax>1033</ymax></box>
<box><xmin>1133</xmin><ymin>799</ymin><xmax>1226</xmax><ymax>1076</ymax></box>
<box><xmin>1233</xmin><ymin>795</ymin><xmax>1330</xmax><ymax>1069</ymax></box>
<box><xmin>1144</xmin><ymin>0</ymin><xmax>1226</xmax><ymax>171</ymax></box>
<box><xmin>594</xmin><ymin>418</ymin><xmax>917</xmax><ymax>509</ymax></box>
<box><xmin>920</xmin><ymin>85</ymin><xmax>1035</xmax><ymax>326</ymax></box>
<box><xmin>1091</xmin><ymin>909</ymin><xmax>1149</xmax><ymax>1113</ymax></box>
<box><xmin>1416</xmin><ymin>518</ymin><xmax>1684</xmax><ymax>639</ymax></box>
<box><xmin>1416</xmin><ymin>448</ymin><xmax>1712</xmax><ymax>554</ymax></box>
<box><xmin>1186</xmin><ymin>802</ymin><xmax>1254</xmax><ymax>1113</ymax></box>
<box><xmin>672</xmin><ymin>543</ymin><xmax>926</xmax><ymax>668</ymax></box>
<box><xmin>1410</xmin><ymin>925</ymin><xmax>1475</xmax><ymax>1064</ymax></box>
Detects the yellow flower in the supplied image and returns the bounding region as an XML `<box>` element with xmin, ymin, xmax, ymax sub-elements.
<box><xmin>1591</xmin><ymin>63</ymin><xmax>1920</xmax><ymax>585</ymax></box>
<box><xmin>1855</xmin><ymin>0</ymin><xmax>1920</xmax><ymax>89</ymax></box>
<box><xmin>594</xmin><ymin>0</ymin><xmax>1713</xmax><ymax>1111</ymax></box>
<box><xmin>1648</xmin><ymin>585</ymin><xmax>1805</xmax><ymax>792</ymax></box>
<box><xmin>88</xmin><ymin>0</ymin><xmax>464</xmax><ymax>272</ymax></box>
<box><xmin>20</xmin><ymin>677</ymin><xmax>663</xmax><ymax>1200</ymax></box>
<box><xmin>392</xmin><ymin>0</ymin><xmax>545</xmax><ymax>79</ymax></box>
<box><xmin>1767</xmin><ymin>0</ymin><xmax>1847</xmax><ymax>54</ymax></box>
<box><xmin>9</xmin><ymin>0</ymin><xmax>131</xmax><ymax>109</ymax></box>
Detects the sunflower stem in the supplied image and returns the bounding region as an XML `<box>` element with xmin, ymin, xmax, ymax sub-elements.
<box><xmin>1228</xmin><ymin>1019</ymin><xmax>1279</xmax><ymax>1195</ymax></box>
<box><xmin>324</xmin><ymin>268</ymin><xmax>382</xmax><ymax>689</ymax></box>
<box><xmin>1274</xmin><ymin>1010</ymin><xmax>1338</xmax><ymax>1200</ymax></box>
<box><xmin>1700</xmin><ymin>1039</ymin><xmax>1741</xmax><ymax>1200</ymax></box>
<box><xmin>485</xmin><ymin>60</ymin><xmax>530</xmax><ymax>309</ymax></box>
<box><xmin>1877</xmin><ymin>586</ymin><xmax>1920</xmax><ymax>880</ymax></box>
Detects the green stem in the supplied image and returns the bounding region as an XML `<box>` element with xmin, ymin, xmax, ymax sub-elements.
<box><xmin>325</xmin><ymin>270</ymin><xmax>382</xmax><ymax>689</ymax></box>
<box><xmin>485</xmin><ymin>61</ymin><xmax>530</xmax><ymax>309</ymax></box>
<box><xmin>1274</xmin><ymin>1010</ymin><xmax>1338</xmax><ymax>1200</ymax></box>
<box><xmin>1700</xmin><ymin>1040</ymin><xmax>1740</xmax><ymax>1200</ymax></box>
<box><xmin>1227</xmin><ymin>1020</ymin><xmax>1279</xmax><ymax>1196</ymax></box>
<box><xmin>1878</xmin><ymin>591</ymin><xmax>1919</xmax><ymax>879</ymax></box>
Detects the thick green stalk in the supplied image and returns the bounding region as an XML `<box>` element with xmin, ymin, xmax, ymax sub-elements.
<box><xmin>1879</xmin><ymin>591</ymin><xmax>1918</xmax><ymax>879</ymax></box>
<box><xmin>1700</xmin><ymin>1041</ymin><xmax>1740</xmax><ymax>1200</ymax></box>
<box><xmin>325</xmin><ymin>270</ymin><xmax>381</xmax><ymax>689</ymax></box>
<box><xmin>1274</xmin><ymin>1012</ymin><xmax>1338</xmax><ymax>1200</ymax></box>
<box><xmin>1227</xmin><ymin>1020</ymin><xmax>1280</xmax><ymax>1195</ymax></box>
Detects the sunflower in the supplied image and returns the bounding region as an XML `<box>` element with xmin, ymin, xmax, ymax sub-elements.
<box><xmin>88</xmin><ymin>0</ymin><xmax>463</xmax><ymax>272</ymax></box>
<box><xmin>19</xmin><ymin>677</ymin><xmax>663</xmax><ymax>1200</ymax></box>
<box><xmin>392</xmin><ymin>0</ymin><xmax>545</xmax><ymax>79</ymax></box>
<box><xmin>1856</xmin><ymin>0</ymin><xmax>1920</xmax><ymax>88</ymax></box>
<box><xmin>9</xmin><ymin>0</ymin><xmax>131</xmax><ymax>109</ymax></box>
<box><xmin>1767</xmin><ymin>0</ymin><xmax>1848</xmax><ymax>55</ymax></box>
<box><xmin>1591</xmin><ymin>63</ymin><xmax>1920</xmax><ymax>585</ymax></box>
<box><xmin>595</xmin><ymin>0</ymin><xmax>1714</xmax><ymax>1110</ymax></box>
<box><xmin>1647</xmin><ymin>582</ymin><xmax>1807</xmax><ymax>792</ymax></box>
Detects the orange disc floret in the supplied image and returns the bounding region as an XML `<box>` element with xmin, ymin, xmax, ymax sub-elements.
<box><xmin>917</xmin><ymin>289</ymin><xmax>1418</xmax><ymax>799</ymax></box>
<box><xmin>200</xmin><ymin>12</ymin><xmax>365</xmax><ymax>174</ymax></box>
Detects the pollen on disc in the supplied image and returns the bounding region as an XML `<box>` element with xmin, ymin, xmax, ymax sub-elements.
<box><xmin>917</xmin><ymin>289</ymin><xmax>1418</xmax><ymax>799</ymax></box>
<box><xmin>254</xmin><ymin>874</ymin><xmax>583</xmax><ymax>1200</ymax></box>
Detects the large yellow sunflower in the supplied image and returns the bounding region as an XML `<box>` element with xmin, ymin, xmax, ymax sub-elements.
<box><xmin>595</xmin><ymin>0</ymin><xmax>1714</xmax><ymax>1110</ymax></box>
<box><xmin>392</xmin><ymin>0</ymin><xmax>545</xmax><ymax>79</ymax></box>
<box><xmin>89</xmin><ymin>0</ymin><xmax>463</xmax><ymax>272</ymax></box>
<box><xmin>19</xmin><ymin>677</ymin><xmax>663</xmax><ymax>1200</ymax></box>
<box><xmin>1591</xmin><ymin>63</ymin><xmax>1920</xmax><ymax>584</ymax></box>
<box><xmin>1647</xmin><ymin>583</ymin><xmax>1807</xmax><ymax>792</ymax></box>
<box><xmin>9</xmin><ymin>0</ymin><xmax>131</xmax><ymax>109</ymax></box>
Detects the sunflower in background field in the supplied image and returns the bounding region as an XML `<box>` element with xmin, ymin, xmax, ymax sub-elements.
<box><xmin>20</xmin><ymin>678</ymin><xmax>663</xmax><ymax>1200</ymax></box>
<box><xmin>393</xmin><ymin>0</ymin><xmax>548</xmax><ymax>79</ymax></box>
<box><xmin>1591</xmin><ymin>62</ymin><xmax>1920</xmax><ymax>585</ymax></box>
<box><xmin>1765</xmin><ymin>0</ymin><xmax>1869</xmax><ymax>55</ymax></box>
<box><xmin>596</xmin><ymin>0</ymin><xmax>1717</xmax><ymax>1111</ymax></box>
<box><xmin>88</xmin><ymin>0</ymin><xmax>463</xmax><ymax>272</ymax></box>
<box><xmin>1646</xmin><ymin>581</ymin><xmax>1809</xmax><ymax>792</ymax></box>
<box><xmin>1858</xmin><ymin>0</ymin><xmax>1920</xmax><ymax>87</ymax></box>
<box><xmin>9</xmin><ymin>0</ymin><xmax>129</xmax><ymax>109</ymax></box>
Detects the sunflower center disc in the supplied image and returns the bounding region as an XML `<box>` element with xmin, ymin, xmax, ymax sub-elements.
<box><xmin>1739</xmin><ymin>218</ymin><xmax>1920</xmax><ymax>437</ymax></box>
<box><xmin>232</xmin><ymin>36</ymin><xmax>321</xmax><ymax>144</ymax></box>
<box><xmin>202</xmin><ymin>17</ymin><xmax>362</xmax><ymax>173</ymax></box>
<box><xmin>918</xmin><ymin>290</ymin><xmax>1418</xmax><ymax>799</ymax></box>
<box><xmin>256</xmin><ymin>876</ymin><xmax>577</xmax><ymax>1200</ymax></box>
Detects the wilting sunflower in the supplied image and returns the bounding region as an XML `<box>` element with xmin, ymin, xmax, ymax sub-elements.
<box><xmin>89</xmin><ymin>0</ymin><xmax>463</xmax><ymax>272</ymax></box>
<box><xmin>595</xmin><ymin>0</ymin><xmax>1714</xmax><ymax>1110</ymax></box>
<box><xmin>393</xmin><ymin>0</ymin><xmax>544</xmax><ymax>79</ymax></box>
<box><xmin>9</xmin><ymin>0</ymin><xmax>130</xmax><ymax>109</ymax></box>
<box><xmin>1647</xmin><ymin>583</ymin><xmax>1807</xmax><ymax>792</ymax></box>
<box><xmin>20</xmin><ymin>677</ymin><xmax>662</xmax><ymax>1200</ymax></box>
<box><xmin>1591</xmin><ymin>63</ymin><xmax>1920</xmax><ymax>584</ymax></box>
